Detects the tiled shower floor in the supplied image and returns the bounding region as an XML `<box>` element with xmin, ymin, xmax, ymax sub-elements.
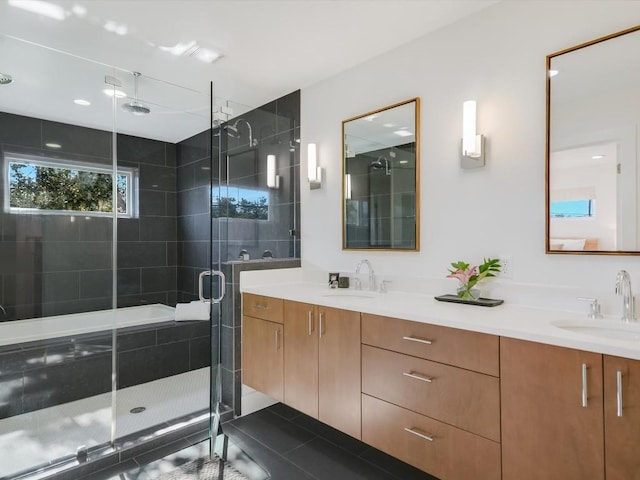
<box><xmin>0</xmin><ymin>368</ymin><xmax>210</xmax><ymax>479</ymax></box>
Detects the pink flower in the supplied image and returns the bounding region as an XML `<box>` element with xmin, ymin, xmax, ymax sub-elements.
<box><xmin>446</xmin><ymin>266</ymin><xmax>477</xmax><ymax>285</ymax></box>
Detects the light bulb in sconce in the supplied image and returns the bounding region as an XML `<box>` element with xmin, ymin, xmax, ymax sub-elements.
<box><xmin>461</xmin><ymin>100</ymin><xmax>485</xmax><ymax>168</ymax></box>
<box><xmin>308</xmin><ymin>143</ymin><xmax>322</xmax><ymax>190</ymax></box>
<box><xmin>267</xmin><ymin>154</ymin><xmax>279</xmax><ymax>189</ymax></box>
<box><xmin>345</xmin><ymin>173</ymin><xmax>352</xmax><ymax>200</ymax></box>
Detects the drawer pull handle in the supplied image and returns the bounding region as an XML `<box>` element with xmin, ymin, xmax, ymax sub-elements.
<box><xmin>403</xmin><ymin>335</ymin><xmax>432</xmax><ymax>345</ymax></box>
<box><xmin>582</xmin><ymin>363</ymin><xmax>588</xmax><ymax>408</ymax></box>
<box><xmin>617</xmin><ymin>370</ymin><xmax>623</xmax><ymax>417</ymax></box>
<box><xmin>308</xmin><ymin>311</ymin><xmax>313</xmax><ymax>336</ymax></box>
<box><xmin>253</xmin><ymin>304</ymin><xmax>268</xmax><ymax>310</ymax></box>
<box><xmin>403</xmin><ymin>371</ymin><xmax>433</xmax><ymax>383</ymax></box>
<box><xmin>404</xmin><ymin>427</ymin><xmax>433</xmax><ymax>442</ymax></box>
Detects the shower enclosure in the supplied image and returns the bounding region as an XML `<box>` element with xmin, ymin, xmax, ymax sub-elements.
<box><xmin>0</xmin><ymin>34</ymin><xmax>223</xmax><ymax>479</ymax></box>
<box><xmin>0</xmin><ymin>31</ymin><xmax>301</xmax><ymax>479</ymax></box>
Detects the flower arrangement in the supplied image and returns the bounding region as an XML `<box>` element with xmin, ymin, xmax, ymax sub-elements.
<box><xmin>447</xmin><ymin>258</ymin><xmax>501</xmax><ymax>300</ymax></box>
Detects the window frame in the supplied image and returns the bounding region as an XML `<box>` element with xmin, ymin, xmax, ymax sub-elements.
<box><xmin>4</xmin><ymin>152</ymin><xmax>138</xmax><ymax>218</ymax></box>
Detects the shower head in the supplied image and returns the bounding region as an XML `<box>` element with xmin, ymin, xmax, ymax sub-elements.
<box><xmin>122</xmin><ymin>72</ymin><xmax>150</xmax><ymax>115</ymax></box>
<box><xmin>0</xmin><ymin>73</ymin><xmax>13</xmax><ymax>85</ymax></box>
<box><xmin>370</xmin><ymin>156</ymin><xmax>391</xmax><ymax>175</ymax></box>
<box><xmin>122</xmin><ymin>102</ymin><xmax>151</xmax><ymax>115</ymax></box>
<box><xmin>213</xmin><ymin>124</ymin><xmax>240</xmax><ymax>138</ymax></box>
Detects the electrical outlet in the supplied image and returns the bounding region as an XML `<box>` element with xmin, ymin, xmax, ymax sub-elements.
<box><xmin>500</xmin><ymin>255</ymin><xmax>513</xmax><ymax>278</ymax></box>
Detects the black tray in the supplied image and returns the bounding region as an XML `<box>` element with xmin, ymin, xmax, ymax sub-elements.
<box><xmin>434</xmin><ymin>294</ymin><xmax>504</xmax><ymax>307</ymax></box>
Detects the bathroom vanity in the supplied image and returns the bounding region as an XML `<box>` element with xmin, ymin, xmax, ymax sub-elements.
<box><xmin>241</xmin><ymin>283</ymin><xmax>640</xmax><ymax>480</ymax></box>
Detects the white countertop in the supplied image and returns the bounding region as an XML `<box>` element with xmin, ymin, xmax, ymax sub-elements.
<box><xmin>241</xmin><ymin>281</ymin><xmax>640</xmax><ymax>361</ymax></box>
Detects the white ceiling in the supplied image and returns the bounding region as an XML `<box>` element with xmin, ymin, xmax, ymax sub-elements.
<box><xmin>0</xmin><ymin>0</ymin><xmax>497</xmax><ymax>142</ymax></box>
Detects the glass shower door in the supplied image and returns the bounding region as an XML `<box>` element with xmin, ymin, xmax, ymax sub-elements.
<box><xmin>0</xmin><ymin>36</ymin><xmax>118</xmax><ymax>478</ymax></box>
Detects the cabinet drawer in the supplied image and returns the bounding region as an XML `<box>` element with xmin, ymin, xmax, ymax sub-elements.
<box><xmin>362</xmin><ymin>345</ymin><xmax>500</xmax><ymax>442</ymax></box>
<box><xmin>362</xmin><ymin>394</ymin><xmax>501</xmax><ymax>480</ymax></box>
<box><xmin>361</xmin><ymin>313</ymin><xmax>499</xmax><ymax>376</ymax></box>
<box><xmin>243</xmin><ymin>293</ymin><xmax>284</xmax><ymax>323</ymax></box>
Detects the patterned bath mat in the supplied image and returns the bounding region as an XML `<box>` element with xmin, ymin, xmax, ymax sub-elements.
<box><xmin>155</xmin><ymin>455</ymin><xmax>249</xmax><ymax>480</ymax></box>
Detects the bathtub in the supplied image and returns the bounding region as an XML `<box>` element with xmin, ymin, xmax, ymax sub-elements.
<box><xmin>0</xmin><ymin>303</ymin><xmax>175</xmax><ymax>346</ymax></box>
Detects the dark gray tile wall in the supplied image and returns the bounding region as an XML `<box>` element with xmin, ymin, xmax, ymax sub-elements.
<box><xmin>0</xmin><ymin>112</ymin><xmax>178</xmax><ymax>320</ymax></box>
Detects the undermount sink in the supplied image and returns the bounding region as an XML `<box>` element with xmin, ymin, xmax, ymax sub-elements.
<box><xmin>551</xmin><ymin>319</ymin><xmax>640</xmax><ymax>341</ymax></box>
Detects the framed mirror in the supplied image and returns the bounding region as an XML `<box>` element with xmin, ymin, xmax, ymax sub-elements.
<box><xmin>342</xmin><ymin>98</ymin><xmax>420</xmax><ymax>251</ymax></box>
<box><xmin>546</xmin><ymin>25</ymin><xmax>640</xmax><ymax>254</ymax></box>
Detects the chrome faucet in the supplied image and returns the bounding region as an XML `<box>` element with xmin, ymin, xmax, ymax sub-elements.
<box><xmin>615</xmin><ymin>270</ymin><xmax>635</xmax><ymax>322</ymax></box>
<box><xmin>355</xmin><ymin>259</ymin><xmax>376</xmax><ymax>292</ymax></box>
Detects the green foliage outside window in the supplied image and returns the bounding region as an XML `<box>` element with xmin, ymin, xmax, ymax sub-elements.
<box><xmin>9</xmin><ymin>162</ymin><xmax>128</xmax><ymax>214</ymax></box>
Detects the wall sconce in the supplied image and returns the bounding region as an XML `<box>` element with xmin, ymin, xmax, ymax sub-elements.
<box><xmin>307</xmin><ymin>143</ymin><xmax>322</xmax><ymax>190</ymax></box>
<box><xmin>267</xmin><ymin>154</ymin><xmax>279</xmax><ymax>189</ymax></box>
<box><xmin>461</xmin><ymin>100</ymin><xmax>485</xmax><ymax>169</ymax></box>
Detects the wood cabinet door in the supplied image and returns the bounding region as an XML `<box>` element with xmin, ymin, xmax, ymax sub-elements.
<box><xmin>284</xmin><ymin>301</ymin><xmax>319</xmax><ymax>418</ymax></box>
<box><xmin>501</xmin><ymin>338</ymin><xmax>604</xmax><ymax>480</ymax></box>
<box><xmin>242</xmin><ymin>315</ymin><xmax>283</xmax><ymax>401</ymax></box>
<box><xmin>604</xmin><ymin>355</ymin><xmax>640</xmax><ymax>480</ymax></box>
<box><xmin>318</xmin><ymin>307</ymin><xmax>361</xmax><ymax>439</ymax></box>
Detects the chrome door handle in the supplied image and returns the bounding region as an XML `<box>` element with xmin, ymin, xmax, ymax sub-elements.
<box><xmin>308</xmin><ymin>311</ymin><xmax>313</xmax><ymax>336</ymax></box>
<box><xmin>581</xmin><ymin>363</ymin><xmax>588</xmax><ymax>408</ymax></box>
<box><xmin>404</xmin><ymin>427</ymin><xmax>433</xmax><ymax>442</ymax></box>
<box><xmin>199</xmin><ymin>270</ymin><xmax>226</xmax><ymax>303</ymax></box>
<box><xmin>403</xmin><ymin>335</ymin><xmax>432</xmax><ymax>345</ymax></box>
<box><xmin>275</xmin><ymin>328</ymin><xmax>280</xmax><ymax>351</ymax></box>
<box><xmin>319</xmin><ymin>312</ymin><xmax>325</xmax><ymax>338</ymax></box>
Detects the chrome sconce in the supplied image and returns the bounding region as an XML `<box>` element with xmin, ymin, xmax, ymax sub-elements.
<box><xmin>267</xmin><ymin>154</ymin><xmax>280</xmax><ymax>189</ymax></box>
<box><xmin>307</xmin><ymin>143</ymin><xmax>322</xmax><ymax>189</ymax></box>
<box><xmin>461</xmin><ymin>100</ymin><xmax>485</xmax><ymax>169</ymax></box>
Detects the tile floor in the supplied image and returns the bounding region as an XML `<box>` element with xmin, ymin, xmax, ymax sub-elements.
<box><xmin>95</xmin><ymin>403</ymin><xmax>439</xmax><ymax>480</ymax></box>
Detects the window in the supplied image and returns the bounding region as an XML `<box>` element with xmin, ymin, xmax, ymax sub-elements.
<box><xmin>212</xmin><ymin>186</ymin><xmax>269</xmax><ymax>220</ymax></box>
<box><xmin>4</xmin><ymin>153</ymin><xmax>137</xmax><ymax>217</ymax></box>
<box><xmin>550</xmin><ymin>199</ymin><xmax>594</xmax><ymax>218</ymax></box>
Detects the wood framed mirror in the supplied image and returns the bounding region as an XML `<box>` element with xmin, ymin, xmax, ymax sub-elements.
<box><xmin>546</xmin><ymin>25</ymin><xmax>640</xmax><ymax>254</ymax></box>
<box><xmin>342</xmin><ymin>98</ymin><xmax>420</xmax><ymax>251</ymax></box>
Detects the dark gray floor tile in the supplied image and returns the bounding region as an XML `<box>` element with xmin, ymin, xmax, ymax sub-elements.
<box><xmin>82</xmin><ymin>458</ymin><xmax>139</xmax><ymax>480</ymax></box>
<box><xmin>359</xmin><ymin>446</ymin><xmax>439</xmax><ymax>480</ymax></box>
<box><xmin>292</xmin><ymin>414</ymin><xmax>369</xmax><ymax>456</ymax></box>
<box><xmin>223</xmin><ymin>423</ymin><xmax>316</xmax><ymax>480</ymax></box>
<box><xmin>266</xmin><ymin>402</ymin><xmax>303</xmax><ymax>421</ymax></box>
<box><xmin>285</xmin><ymin>437</ymin><xmax>396</xmax><ymax>480</ymax></box>
<box><xmin>228</xmin><ymin>408</ymin><xmax>316</xmax><ymax>454</ymax></box>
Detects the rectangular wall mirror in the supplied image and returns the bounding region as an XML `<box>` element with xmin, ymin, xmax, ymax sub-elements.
<box><xmin>342</xmin><ymin>98</ymin><xmax>420</xmax><ymax>251</ymax></box>
<box><xmin>546</xmin><ymin>25</ymin><xmax>640</xmax><ymax>254</ymax></box>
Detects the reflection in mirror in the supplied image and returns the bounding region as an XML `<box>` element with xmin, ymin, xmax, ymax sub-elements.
<box><xmin>547</xmin><ymin>25</ymin><xmax>640</xmax><ymax>254</ymax></box>
<box><xmin>343</xmin><ymin>98</ymin><xmax>419</xmax><ymax>250</ymax></box>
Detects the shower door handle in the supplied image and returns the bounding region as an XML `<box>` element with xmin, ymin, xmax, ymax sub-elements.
<box><xmin>199</xmin><ymin>270</ymin><xmax>226</xmax><ymax>303</ymax></box>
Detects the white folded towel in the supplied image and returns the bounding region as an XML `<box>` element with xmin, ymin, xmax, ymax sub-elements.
<box><xmin>174</xmin><ymin>300</ymin><xmax>211</xmax><ymax>321</ymax></box>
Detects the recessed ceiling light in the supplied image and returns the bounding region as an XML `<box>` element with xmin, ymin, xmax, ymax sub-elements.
<box><xmin>104</xmin><ymin>20</ymin><xmax>127</xmax><ymax>36</ymax></box>
<box><xmin>102</xmin><ymin>88</ymin><xmax>127</xmax><ymax>98</ymax></box>
<box><xmin>45</xmin><ymin>142</ymin><xmax>62</xmax><ymax>149</ymax></box>
<box><xmin>592</xmin><ymin>155</ymin><xmax>605</xmax><ymax>159</ymax></box>
<box><xmin>383</xmin><ymin>123</ymin><xmax>395</xmax><ymax>128</ymax></box>
<box><xmin>393</xmin><ymin>130</ymin><xmax>413</xmax><ymax>137</ymax></box>
<box><xmin>192</xmin><ymin>47</ymin><xmax>222</xmax><ymax>64</ymax></box>
<box><xmin>71</xmin><ymin>4</ymin><xmax>87</xmax><ymax>17</ymax></box>
<box><xmin>365</xmin><ymin>115</ymin><xmax>377</xmax><ymax>122</ymax></box>
<box><xmin>74</xmin><ymin>99</ymin><xmax>91</xmax><ymax>106</ymax></box>
<box><xmin>8</xmin><ymin>0</ymin><xmax>65</xmax><ymax>20</ymax></box>
<box><xmin>549</xmin><ymin>69</ymin><xmax>559</xmax><ymax>78</ymax></box>
<box><xmin>399</xmin><ymin>160</ymin><xmax>409</xmax><ymax>164</ymax></box>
